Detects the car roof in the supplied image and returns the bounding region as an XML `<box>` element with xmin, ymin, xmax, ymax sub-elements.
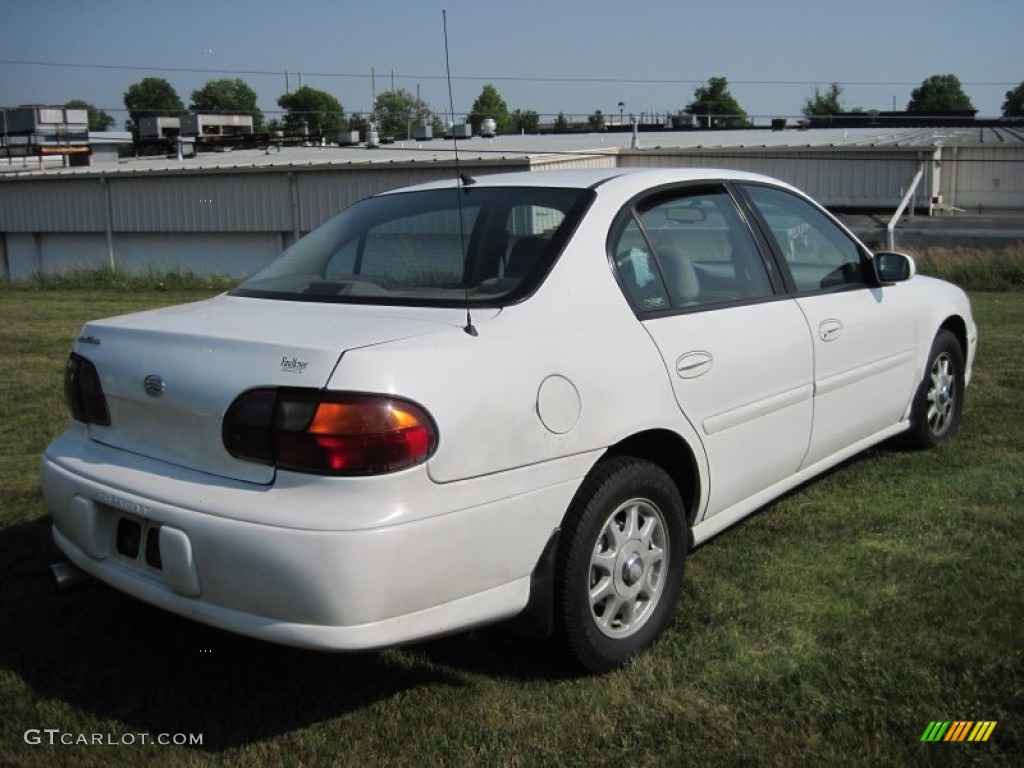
<box><xmin>383</xmin><ymin>167</ymin><xmax>795</xmax><ymax>196</ymax></box>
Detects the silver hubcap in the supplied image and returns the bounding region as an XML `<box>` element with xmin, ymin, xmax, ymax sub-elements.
<box><xmin>588</xmin><ymin>498</ymin><xmax>668</xmax><ymax>639</ymax></box>
<box><xmin>927</xmin><ymin>352</ymin><xmax>956</xmax><ymax>436</ymax></box>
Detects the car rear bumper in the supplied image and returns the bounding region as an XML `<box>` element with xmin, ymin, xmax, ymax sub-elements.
<box><xmin>42</xmin><ymin>431</ymin><xmax>595</xmax><ymax>650</ymax></box>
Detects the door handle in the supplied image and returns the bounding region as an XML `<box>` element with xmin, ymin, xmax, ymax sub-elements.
<box><xmin>675</xmin><ymin>351</ymin><xmax>713</xmax><ymax>379</ymax></box>
<box><xmin>819</xmin><ymin>319</ymin><xmax>843</xmax><ymax>342</ymax></box>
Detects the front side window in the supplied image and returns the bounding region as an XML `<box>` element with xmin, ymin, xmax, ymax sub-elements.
<box><xmin>611</xmin><ymin>187</ymin><xmax>775</xmax><ymax>313</ymax></box>
<box><xmin>232</xmin><ymin>186</ymin><xmax>593</xmax><ymax>306</ymax></box>
<box><xmin>742</xmin><ymin>184</ymin><xmax>869</xmax><ymax>293</ymax></box>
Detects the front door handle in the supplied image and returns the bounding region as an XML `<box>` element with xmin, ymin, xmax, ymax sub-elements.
<box><xmin>819</xmin><ymin>319</ymin><xmax>843</xmax><ymax>342</ymax></box>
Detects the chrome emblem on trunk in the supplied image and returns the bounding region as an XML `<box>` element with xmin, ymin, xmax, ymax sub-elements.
<box><xmin>143</xmin><ymin>374</ymin><xmax>166</xmax><ymax>397</ymax></box>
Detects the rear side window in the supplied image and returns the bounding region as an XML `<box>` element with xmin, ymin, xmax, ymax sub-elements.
<box><xmin>611</xmin><ymin>187</ymin><xmax>775</xmax><ymax>313</ymax></box>
<box><xmin>612</xmin><ymin>217</ymin><xmax>670</xmax><ymax>312</ymax></box>
<box><xmin>742</xmin><ymin>184</ymin><xmax>869</xmax><ymax>293</ymax></box>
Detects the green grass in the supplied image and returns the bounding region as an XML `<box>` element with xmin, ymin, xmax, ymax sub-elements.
<box><xmin>0</xmin><ymin>287</ymin><xmax>1020</xmax><ymax>767</ymax></box>
<box><xmin>3</xmin><ymin>242</ymin><xmax>1022</xmax><ymax>295</ymax></box>
<box><xmin>2</xmin><ymin>267</ymin><xmax>238</xmax><ymax>293</ymax></box>
<box><xmin>908</xmin><ymin>243</ymin><xmax>1024</xmax><ymax>291</ymax></box>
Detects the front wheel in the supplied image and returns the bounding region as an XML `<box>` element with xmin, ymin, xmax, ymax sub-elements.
<box><xmin>905</xmin><ymin>329</ymin><xmax>965</xmax><ymax>449</ymax></box>
<box><xmin>555</xmin><ymin>457</ymin><xmax>688</xmax><ymax>673</ymax></box>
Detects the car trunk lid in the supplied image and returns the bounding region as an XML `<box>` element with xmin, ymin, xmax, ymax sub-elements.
<box><xmin>73</xmin><ymin>295</ymin><xmax>481</xmax><ymax>484</ymax></box>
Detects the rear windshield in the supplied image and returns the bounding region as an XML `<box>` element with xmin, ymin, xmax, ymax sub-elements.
<box><xmin>231</xmin><ymin>185</ymin><xmax>595</xmax><ymax>306</ymax></box>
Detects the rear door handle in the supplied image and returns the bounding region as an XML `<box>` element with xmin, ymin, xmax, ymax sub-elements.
<box><xmin>675</xmin><ymin>351</ymin><xmax>713</xmax><ymax>379</ymax></box>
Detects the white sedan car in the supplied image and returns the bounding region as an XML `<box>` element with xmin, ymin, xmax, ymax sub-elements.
<box><xmin>43</xmin><ymin>168</ymin><xmax>976</xmax><ymax>672</ymax></box>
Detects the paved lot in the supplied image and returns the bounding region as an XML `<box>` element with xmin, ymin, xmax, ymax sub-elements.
<box><xmin>838</xmin><ymin>211</ymin><xmax>1024</xmax><ymax>249</ymax></box>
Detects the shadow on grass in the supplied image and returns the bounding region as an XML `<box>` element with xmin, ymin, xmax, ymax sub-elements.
<box><xmin>0</xmin><ymin>516</ymin><xmax>569</xmax><ymax>753</ymax></box>
<box><xmin>0</xmin><ymin>444</ymin><xmax>917</xmax><ymax>753</ymax></box>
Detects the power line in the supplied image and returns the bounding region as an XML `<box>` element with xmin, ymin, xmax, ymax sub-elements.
<box><xmin>0</xmin><ymin>58</ymin><xmax>1017</xmax><ymax>87</ymax></box>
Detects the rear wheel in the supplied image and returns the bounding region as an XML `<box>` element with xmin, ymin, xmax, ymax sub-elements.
<box><xmin>905</xmin><ymin>329</ymin><xmax>965</xmax><ymax>449</ymax></box>
<box><xmin>555</xmin><ymin>457</ymin><xmax>688</xmax><ymax>673</ymax></box>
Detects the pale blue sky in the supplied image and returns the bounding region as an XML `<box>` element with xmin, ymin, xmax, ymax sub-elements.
<box><xmin>1</xmin><ymin>0</ymin><xmax>1021</xmax><ymax>125</ymax></box>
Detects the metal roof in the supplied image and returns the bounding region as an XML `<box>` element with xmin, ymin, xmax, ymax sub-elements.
<box><xmin>4</xmin><ymin>126</ymin><xmax>1022</xmax><ymax>180</ymax></box>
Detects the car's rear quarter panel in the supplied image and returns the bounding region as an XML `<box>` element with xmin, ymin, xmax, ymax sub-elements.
<box><xmin>329</xmin><ymin>211</ymin><xmax>708</xmax><ymax>492</ymax></box>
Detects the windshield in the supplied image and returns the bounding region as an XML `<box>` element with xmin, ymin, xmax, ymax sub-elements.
<box><xmin>231</xmin><ymin>185</ymin><xmax>595</xmax><ymax>306</ymax></box>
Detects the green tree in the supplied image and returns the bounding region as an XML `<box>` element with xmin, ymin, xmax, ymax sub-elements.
<box><xmin>190</xmin><ymin>78</ymin><xmax>264</xmax><ymax>131</ymax></box>
<box><xmin>510</xmin><ymin>108</ymin><xmax>539</xmax><ymax>133</ymax></box>
<box><xmin>123</xmin><ymin>77</ymin><xmax>185</xmax><ymax>134</ymax></box>
<box><xmin>347</xmin><ymin>113</ymin><xmax>369</xmax><ymax>136</ymax></box>
<box><xmin>587</xmin><ymin>109</ymin><xmax>606</xmax><ymax>131</ymax></box>
<box><xmin>277</xmin><ymin>86</ymin><xmax>344</xmax><ymax>137</ymax></box>
<box><xmin>907</xmin><ymin>74</ymin><xmax>975</xmax><ymax>113</ymax></box>
<box><xmin>1002</xmin><ymin>82</ymin><xmax>1024</xmax><ymax>117</ymax></box>
<box><xmin>553</xmin><ymin>112</ymin><xmax>570</xmax><ymax>133</ymax></box>
<box><xmin>468</xmin><ymin>84</ymin><xmax>511</xmax><ymax>133</ymax></box>
<box><xmin>64</xmin><ymin>99</ymin><xmax>115</xmax><ymax>131</ymax></box>
<box><xmin>684</xmin><ymin>76</ymin><xmax>750</xmax><ymax>128</ymax></box>
<box><xmin>803</xmin><ymin>83</ymin><xmax>845</xmax><ymax>117</ymax></box>
<box><xmin>374</xmin><ymin>89</ymin><xmax>433</xmax><ymax>138</ymax></box>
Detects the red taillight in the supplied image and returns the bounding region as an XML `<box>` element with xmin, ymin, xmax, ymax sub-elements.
<box><xmin>223</xmin><ymin>389</ymin><xmax>437</xmax><ymax>476</ymax></box>
<box><xmin>65</xmin><ymin>353</ymin><xmax>110</xmax><ymax>425</ymax></box>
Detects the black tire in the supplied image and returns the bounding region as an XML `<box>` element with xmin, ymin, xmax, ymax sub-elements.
<box><xmin>905</xmin><ymin>329</ymin><xmax>965</xmax><ymax>449</ymax></box>
<box><xmin>555</xmin><ymin>456</ymin><xmax>688</xmax><ymax>673</ymax></box>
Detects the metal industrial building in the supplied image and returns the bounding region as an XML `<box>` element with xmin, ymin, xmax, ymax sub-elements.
<box><xmin>0</xmin><ymin>106</ymin><xmax>91</xmax><ymax>167</ymax></box>
<box><xmin>1</xmin><ymin>125</ymin><xmax>1022</xmax><ymax>280</ymax></box>
<box><xmin>137</xmin><ymin>113</ymin><xmax>255</xmax><ymax>140</ymax></box>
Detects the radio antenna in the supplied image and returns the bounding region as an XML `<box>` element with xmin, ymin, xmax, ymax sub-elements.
<box><xmin>443</xmin><ymin>9</ymin><xmax>478</xmax><ymax>337</ymax></box>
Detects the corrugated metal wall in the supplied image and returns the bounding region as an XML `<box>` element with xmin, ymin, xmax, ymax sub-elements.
<box><xmin>618</xmin><ymin>149</ymin><xmax>931</xmax><ymax>209</ymax></box>
<box><xmin>0</xmin><ymin>159</ymin><xmax>538</xmax><ymax>277</ymax></box>
<box><xmin>942</xmin><ymin>146</ymin><xmax>1024</xmax><ymax>210</ymax></box>
<box><xmin>0</xmin><ymin>144</ymin><xmax>1020</xmax><ymax>279</ymax></box>
<box><xmin>2</xmin><ymin>148</ymin><xmax>1014</xmax><ymax>235</ymax></box>
<box><xmin>0</xmin><ymin>178</ymin><xmax>106</xmax><ymax>231</ymax></box>
<box><xmin>109</xmin><ymin>174</ymin><xmax>292</xmax><ymax>232</ymax></box>
<box><xmin>294</xmin><ymin>160</ymin><xmax>532</xmax><ymax>231</ymax></box>
<box><xmin>0</xmin><ymin>159</ymin><xmax>533</xmax><ymax>236</ymax></box>
<box><xmin>529</xmin><ymin>154</ymin><xmax>618</xmax><ymax>172</ymax></box>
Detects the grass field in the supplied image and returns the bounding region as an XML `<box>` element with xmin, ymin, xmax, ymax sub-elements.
<box><xmin>0</xmin><ymin>285</ymin><xmax>1020</xmax><ymax>767</ymax></box>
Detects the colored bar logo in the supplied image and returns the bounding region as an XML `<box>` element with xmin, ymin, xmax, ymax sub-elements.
<box><xmin>920</xmin><ymin>721</ymin><xmax>997</xmax><ymax>742</ymax></box>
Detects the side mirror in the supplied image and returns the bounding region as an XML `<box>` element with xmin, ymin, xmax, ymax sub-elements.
<box><xmin>874</xmin><ymin>251</ymin><xmax>916</xmax><ymax>284</ymax></box>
